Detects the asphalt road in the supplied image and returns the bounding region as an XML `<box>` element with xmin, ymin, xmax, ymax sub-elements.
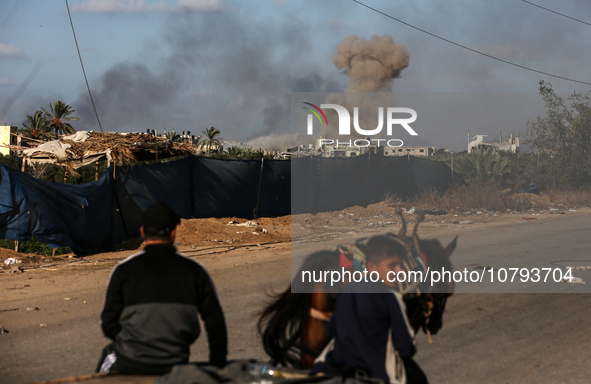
<box><xmin>290</xmin><ymin>211</ymin><xmax>591</xmax><ymax>383</ymax></box>
<box><xmin>1</xmin><ymin>211</ymin><xmax>591</xmax><ymax>383</ymax></box>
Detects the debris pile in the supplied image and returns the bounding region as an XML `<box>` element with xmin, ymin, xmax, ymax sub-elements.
<box><xmin>18</xmin><ymin>131</ymin><xmax>197</xmax><ymax>171</ymax></box>
<box><xmin>62</xmin><ymin>132</ymin><xmax>195</xmax><ymax>164</ymax></box>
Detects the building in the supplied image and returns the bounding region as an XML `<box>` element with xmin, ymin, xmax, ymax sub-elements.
<box><xmin>0</xmin><ymin>125</ymin><xmax>18</xmax><ymax>156</ymax></box>
<box><xmin>468</xmin><ymin>133</ymin><xmax>519</xmax><ymax>154</ymax></box>
<box><xmin>315</xmin><ymin>138</ymin><xmax>434</xmax><ymax>158</ymax></box>
<box><xmin>384</xmin><ymin>146</ymin><xmax>435</xmax><ymax>157</ymax></box>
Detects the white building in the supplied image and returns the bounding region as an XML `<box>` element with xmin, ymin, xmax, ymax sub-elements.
<box><xmin>315</xmin><ymin>138</ymin><xmax>434</xmax><ymax>158</ymax></box>
<box><xmin>468</xmin><ymin>134</ymin><xmax>519</xmax><ymax>154</ymax></box>
<box><xmin>0</xmin><ymin>125</ymin><xmax>18</xmax><ymax>156</ymax></box>
<box><xmin>383</xmin><ymin>146</ymin><xmax>435</xmax><ymax>157</ymax></box>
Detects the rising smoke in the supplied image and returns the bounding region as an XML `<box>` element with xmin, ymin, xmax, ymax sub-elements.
<box><xmin>73</xmin><ymin>15</ymin><xmax>409</xmax><ymax>151</ymax></box>
<box><xmin>321</xmin><ymin>34</ymin><xmax>410</xmax><ymax>140</ymax></box>
<box><xmin>334</xmin><ymin>34</ymin><xmax>409</xmax><ymax>92</ymax></box>
<box><xmin>74</xmin><ymin>13</ymin><xmax>339</xmax><ymax>150</ymax></box>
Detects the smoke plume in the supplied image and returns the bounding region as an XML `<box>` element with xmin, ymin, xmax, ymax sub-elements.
<box><xmin>334</xmin><ymin>34</ymin><xmax>409</xmax><ymax>92</ymax></box>
<box><xmin>74</xmin><ymin>13</ymin><xmax>339</xmax><ymax>151</ymax></box>
<box><xmin>320</xmin><ymin>34</ymin><xmax>410</xmax><ymax>139</ymax></box>
<box><xmin>246</xmin><ymin>133</ymin><xmax>303</xmax><ymax>152</ymax></box>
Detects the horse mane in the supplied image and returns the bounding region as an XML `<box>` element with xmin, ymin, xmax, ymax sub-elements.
<box><xmin>257</xmin><ymin>250</ymin><xmax>340</xmax><ymax>367</ymax></box>
<box><xmin>257</xmin><ymin>285</ymin><xmax>310</xmax><ymax>366</ymax></box>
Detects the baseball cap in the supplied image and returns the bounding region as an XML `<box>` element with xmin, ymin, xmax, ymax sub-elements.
<box><xmin>141</xmin><ymin>203</ymin><xmax>181</xmax><ymax>237</ymax></box>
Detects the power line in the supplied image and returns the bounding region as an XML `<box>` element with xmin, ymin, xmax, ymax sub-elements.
<box><xmin>351</xmin><ymin>0</ymin><xmax>591</xmax><ymax>87</ymax></box>
<box><xmin>519</xmin><ymin>0</ymin><xmax>591</xmax><ymax>27</ymax></box>
<box><xmin>65</xmin><ymin>0</ymin><xmax>104</xmax><ymax>133</ymax></box>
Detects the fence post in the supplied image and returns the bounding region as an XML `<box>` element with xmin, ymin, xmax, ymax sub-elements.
<box><xmin>253</xmin><ymin>158</ymin><xmax>264</xmax><ymax>219</ymax></box>
<box><xmin>364</xmin><ymin>151</ymin><xmax>371</xmax><ymax>206</ymax></box>
<box><xmin>407</xmin><ymin>154</ymin><xmax>411</xmax><ymax>198</ymax></box>
<box><xmin>307</xmin><ymin>155</ymin><xmax>314</xmax><ymax>214</ymax></box>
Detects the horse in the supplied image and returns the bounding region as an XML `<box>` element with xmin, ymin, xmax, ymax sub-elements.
<box><xmin>258</xmin><ymin>209</ymin><xmax>457</xmax><ymax>370</ymax></box>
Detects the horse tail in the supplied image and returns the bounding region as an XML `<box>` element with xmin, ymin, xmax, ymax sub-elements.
<box><xmin>258</xmin><ymin>284</ymin><xmax>311</xmax><ymax>367</ymax></box>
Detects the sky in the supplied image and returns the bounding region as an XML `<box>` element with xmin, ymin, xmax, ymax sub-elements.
<box><xmin>1</xmin><ymin>0</ymin><xmax>591</xmax><ymax>152</ymax></box>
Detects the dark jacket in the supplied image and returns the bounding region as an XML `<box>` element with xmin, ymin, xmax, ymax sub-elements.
<box><xmin>311</xmin><ymin>281</ymin><xmax>416</xmax><ymax>384</ymax></box>
<box><xmin>100</xmin><ymin>244</ymin><xmax>228</xmax><ymax>373</ymax></box>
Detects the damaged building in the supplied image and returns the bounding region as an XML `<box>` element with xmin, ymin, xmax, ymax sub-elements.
<box><xmin>315</xmin><ymin>138</ymin><xmax>434</xmax><ymax>158</ymax></box>
<box><xmin>468</xmin><ymin>134</ymin><xmax>519</xmax><ymax>154</ymax></box>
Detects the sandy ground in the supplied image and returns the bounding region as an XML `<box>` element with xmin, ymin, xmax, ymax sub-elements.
<box><xmin>2</xmin><ymin>200</ymin><xmax>547</xmax><ymax>271</ymax></box>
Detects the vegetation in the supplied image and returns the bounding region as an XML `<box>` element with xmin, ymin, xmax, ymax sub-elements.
<box><xmin>398</xmin><ymin>184</ymin><xmax>591</xmax><ymax>215</ymax></box>
<box><xmin>19</xmin><ymin>100</ymin><xmax>78</xmax><ymax>140</ymax></box>
<box><xmin>0</xmin><ymin>153</ymin><xmax>22</xmax><ymax>171</ymax></box>
<box><xmin>453</xmin><ymin>147</ymin><xmax>512</xmax><ymax>186</ymax></box>
<box><xmin>165</xmin><ymin>131</ymin><xmax>192</xmax><ymax>143</ymax></box>
<box><xmin>20</xmin><ymin>110</ymin><xmax>53</xmax><ymax>141</ymax></box>
<box><xmin>200</xmin><ymin>127</ymin><xmax>223</xmax><ymax>153</ymax></box>
<box><xmin>42</xmin><ymin>100</ymin><xmax>78</xmax><ymax>136</ymax></box>
<box><xmin>524</xmin><ymin>81</ymin><xmax>591</xmax><ymax>189</ymax></box>
<box><xmin>204</xmin><ymin>146</ymin><xmax>275</xmax><ymax>160</ymax></box>
<box><xmin>0</xmin><ymin>238</ymin><xmax>72</xmax><ymax>257</ymax></box>
<box><xmin>422</xmin><ymin>81</ymin><xmax>591</xmax><ymax>192</ymax></box>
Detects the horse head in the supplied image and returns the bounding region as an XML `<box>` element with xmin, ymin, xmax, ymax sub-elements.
<box><xmin>391</xmin><ymin>208</ymin><xmax>457</xmax><ymax>340</ymax></box>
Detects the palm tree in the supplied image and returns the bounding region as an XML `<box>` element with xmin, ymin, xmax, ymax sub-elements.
<box><xmin>21</xmin><ymin>110</ymin><xmax>52</xmax><ymax>141</ymax></box>
<box><xmin>200</xmin><ymin>127</ymin><xmax>223</xmax><ymax>153</ymax></box>
<box><xmin>461</xmin><ymin>147</ymin><xmax>512</xmax><ymax>186</ymax></box>
<box><xmin>165</xmin><ymin>131</ymin><xmax>181</xmax><ymax>142</ymax></box>
<box><xmin>42</xmin><ymin>100</ymin><xmax>78</xmax><ymax>137</ymax></box>
<box><xmin>227</xmin><ymin>146</ymin><xmax>243</xmax><ymax>157</ymax></box>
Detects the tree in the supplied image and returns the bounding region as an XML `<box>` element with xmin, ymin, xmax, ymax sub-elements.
<box><xmin>524</xmin><ymin>81</ymin><xmax>591</xmax><ymax>188</ymax></box>
<box><xmin>226</xmin><ymin>146</ymin><xmax>243</xmax><ymax>157</ymax></box>
<box><xmin>42</xmin><ymin>100</ymin><xmax>78</xmax><ymax>137</ymax></box>
<box><xmin>200</xmin><ymin>127</ymin><xmax>223</xmax><ymax>153</ymax></box>
<box><xmin>457</xmin><ymin>147</ymin><xmax>512</xmax><ymax>186</ymax></box>
<box><xmin>165</xmin><ymin>131</ymin><xmax>186</xmax><ymax>143</ymax></box>
<box><xmin>20</xmin><ymin>110</ymin><xmax>52</xmax><ymax>141</ymax></box>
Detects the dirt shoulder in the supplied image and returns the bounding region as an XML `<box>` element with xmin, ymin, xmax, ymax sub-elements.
<box><xmin>1</xmin><ymin>202</ymin><xmax>587</xmax><ymax>272</ymax></box>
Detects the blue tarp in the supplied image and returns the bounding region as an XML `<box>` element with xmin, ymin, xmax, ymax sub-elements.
<box><xmin>0</xmin><ymin>165</ymin><xmax>114</xmax><ymax>255</ymax></box>
<box><xmin>114</xmin><ymin>158</ymin><xmax>194</xmax><ymax>241</ymax></box>
<box><xmin>0</xmin><ymin>155</ymin><xmax>459</xmax><ymax>254</ymax></box>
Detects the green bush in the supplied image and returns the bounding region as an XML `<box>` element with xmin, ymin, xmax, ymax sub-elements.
<box><xmin>0</xmin><ymin>237</ymin><xmax>73</xmax><ymax>256</ymax></box>
<box><xmin>0</xmin><ymin>153</ymin><xmax>22</xmax><ymax>170</ymax></box>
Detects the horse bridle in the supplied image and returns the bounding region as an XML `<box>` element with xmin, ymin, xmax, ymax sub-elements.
<box><xmin>308</xmin><ymin>209</ymin><xmax>453</xmax><ymax>340</ymax></box>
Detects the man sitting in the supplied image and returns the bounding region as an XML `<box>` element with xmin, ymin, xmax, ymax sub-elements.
<box><xmin>96</xmin><ymin>203</ymin><xmax>228</xmax><ymax>375</ymax></box>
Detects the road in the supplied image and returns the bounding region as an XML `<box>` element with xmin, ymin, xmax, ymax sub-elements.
<box><xmin>1</xmin><ymin>211</ymin><xmax>591</xmax><ymax>383</ymax></box>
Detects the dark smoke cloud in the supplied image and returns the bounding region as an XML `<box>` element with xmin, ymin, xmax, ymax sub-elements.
<box><xmin>76</xmin><ymin>62</ymin><xmax>183</xmax><ymax>131</ymax></box>
<box><xmin>75</xmin><ymin>12</ymin><xmax>342</xmax><ymax>149</ymax></box>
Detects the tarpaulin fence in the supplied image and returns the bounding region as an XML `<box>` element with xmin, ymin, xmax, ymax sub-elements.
<box><xmin>0</xmin><ymin>155</ymin><xmax>457</xmax><ymax>254</ymax></box>
<box><xmin>292</xmin><ymin>154</ymin><xmax>462</xmax><ymax>214</ymax></box>
<box><xmin>0</xmin><ymin>157</ymin><xmax>291</xmax><ymax>254</ymax></box>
